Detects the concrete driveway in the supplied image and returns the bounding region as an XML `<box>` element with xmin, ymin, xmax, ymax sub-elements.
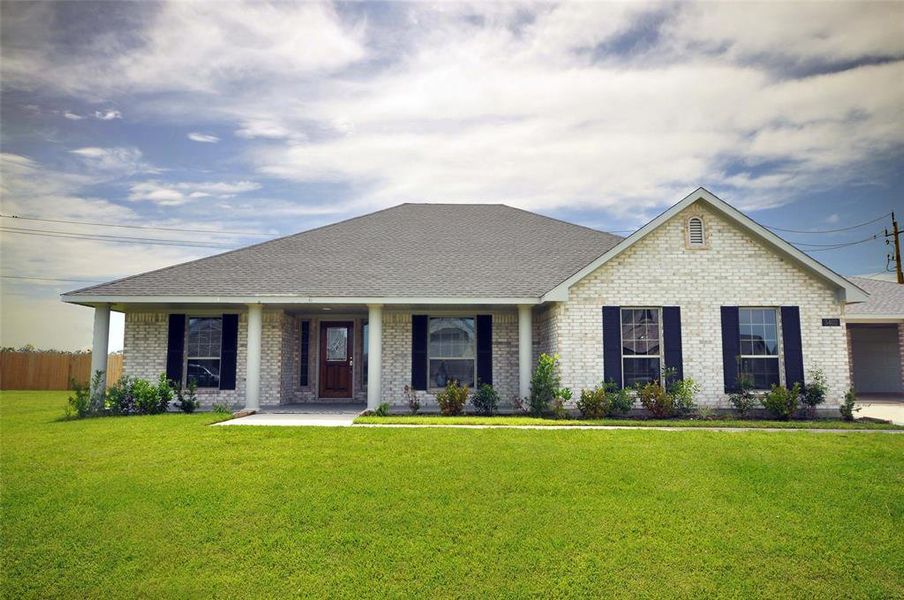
<box><xmin>856</xmin><ymin>396</ymin><xmax>904</xmax><ymax>425</ymax></box>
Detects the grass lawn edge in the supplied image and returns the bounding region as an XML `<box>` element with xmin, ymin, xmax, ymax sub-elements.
<box><xmin>354</xmin><ymin>415</ymin><xmax>903</xmax><ymax>430</ymax></box>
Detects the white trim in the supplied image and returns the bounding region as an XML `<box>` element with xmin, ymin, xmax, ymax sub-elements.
<box><xmin>540</xmin><ymin>188</ymin><xmax>870</xmax><ymax>304</ymax></box>
<box><xmin>845</xmin><ymin>315</ymin><xmax>904</xmax><ymax>323</ymax></box>
<box><xmin>61</xmin><ymin>295</ymin><xmax>542</xmax><ymax>307</ymax></box>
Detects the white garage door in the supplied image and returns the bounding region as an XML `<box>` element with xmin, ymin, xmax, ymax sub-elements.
<box><xmin>850</xmin><ymin>325</ymin><xmax>903</xmax><ymax>394</ymax></box>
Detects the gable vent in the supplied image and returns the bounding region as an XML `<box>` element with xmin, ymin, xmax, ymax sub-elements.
<box><xmin>688</xmin><ymin>217</ymin><xmax>705</xmax><ymax>246</ymax></box>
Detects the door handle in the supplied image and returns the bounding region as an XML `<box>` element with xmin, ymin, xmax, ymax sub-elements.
<box><xmin>349</xmin><ymin>358</ymin><xmax>354</xmax><ymax>366</ymax></box>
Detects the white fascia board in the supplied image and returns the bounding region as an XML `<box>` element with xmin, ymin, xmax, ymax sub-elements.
<box><xmin>845</xmin><ymin>315</ymin><xmax>904</xmax><ymax>323</ymax></box>
<box><xmin>541</xmin><ymin>187</ymin><xmax>870</xmax><ymax>304</ymax></box>
<box><xmin>61</xmin><ymin>294</ymin><xmax>542</xmax><ymax>306</ymax></box>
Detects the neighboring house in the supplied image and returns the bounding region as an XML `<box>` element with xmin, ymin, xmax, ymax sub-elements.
<box><xmin>62</xmin><ymin>188</ymin><xmax>870</xmax><ymax>412</ymax></box>
<box><xmin>845</xmin><ymin>276</ymin><xmax>904</xmax><ymax>396</ymax></box>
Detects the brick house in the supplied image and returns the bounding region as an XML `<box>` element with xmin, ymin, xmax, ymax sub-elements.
<box><xmin>63</xmin><ymin>188</ymin><xmax>875</xmax><ymax>412</ymax></box>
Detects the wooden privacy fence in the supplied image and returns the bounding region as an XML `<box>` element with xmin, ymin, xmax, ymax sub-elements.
<box><xmin>0</xmin><ymin>352</ymin><xmax>123</xmax><ymax>390</ymax></box>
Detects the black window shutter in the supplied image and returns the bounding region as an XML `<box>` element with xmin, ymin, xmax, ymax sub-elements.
<box><xmin>602</xmin><ymin>306</ymin><xmax>622</xmax><ymax>388</ymax></box>
<box><xmin>411</xmin><ymin>315</ymin><xmax>428</xmax><ymax>390</ymax></box>
<box><xmin>720</xmin><ymin>306</ymin><xmax>740</xmax><ymax>392</ymax></box>
<box><xmin>781</xmin><ymin>306</ymin><xmax>805</xmax><ymax>388</ymax></box>
<box><xmin>219</xmin><ymin>314</ymin><xmax>239</xmax><ymax>390</ymax></box>
<box><xmin>166</xmin><ymin>314</ymin><xmax>186</xmax><ymax>385</ymax></box>
<box><xmin>476</xmin><ymin>314</ymin><xmax>493</xmax><ymax>386</ymax></box>
<box><xmin>299</xmin><ymin>321</ymin><xmax>310</xmax><ymax>387</ymax></box>
<box><xmin>662</xmin><ymin>306</ymin><xmax>683</xmax><ymax>384</ymax></box>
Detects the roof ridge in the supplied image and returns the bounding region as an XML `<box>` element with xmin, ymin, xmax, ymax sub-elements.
<box><xmin>499</xmin><ymin>203</ymin><xmax>625</xmax><ymax>239</ymax></box>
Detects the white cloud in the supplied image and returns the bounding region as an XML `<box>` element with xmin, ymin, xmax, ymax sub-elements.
<box><xmin>69</xmin><ymin>146</ymin><xmax>155</xmax><ymax>175</ymax></box>
<box><xmin>63</xmin><ymin>110</ymin><xmax>83</xmax><ymax>120</ymax></box>
<box><xmin>187</xmin><ymin>132</ymin><xmax>220</xmax><ymax>143</ymax></box>
<box><xmin>94</xmin><ymin>109</ymin><xmax>122</xmax><ymax>120</ymax></box>
<box><xmin>128</xmin><ymin>180</ymin><xmax>261</xmax><ymax>205</ymax></box>
<box><xmin>235</xmin><ymin>118</ymin><xmax>298</xmax><ymax>140</ymax></box>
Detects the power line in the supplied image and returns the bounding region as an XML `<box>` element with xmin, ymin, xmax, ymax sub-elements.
<box><xmin>762</xmin><ymin>213</ymin><xmax>890</xmax><ymax>234</ymax></box>
<box><xmin>0</xmin><ymin>227</ymin><xmax>234</xmax><ymax>249</ymax></box>
<box><xmin>1</xmin><ymin>275</ymin><xmax>104</xmax><ymax>283</ymax></box>
<box><xmin>790</xmin><ymin>233</ymin><xmax>881</xmax><ymax>248</ymax></box>
<box><xmin>0</xmin><ymin>214</ymin><xmax>274</xmax><ymax>237</ymax></box>
<box><xmin>795</xmin><ymin>236</ymin><xmax>881</xmax><ymax>252</ymax></box>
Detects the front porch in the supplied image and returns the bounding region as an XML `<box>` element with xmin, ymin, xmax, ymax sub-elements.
<box><xmin>90</xmin><ymin>301</ymin><xmax>541</xmax><ymax>412</ymax></box>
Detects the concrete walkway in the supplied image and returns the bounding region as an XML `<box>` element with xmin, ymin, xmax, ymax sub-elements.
<box><xmin>214</xmin><ymin>403</ymin><xmax>363</xmax><ymax>427</ymax></box>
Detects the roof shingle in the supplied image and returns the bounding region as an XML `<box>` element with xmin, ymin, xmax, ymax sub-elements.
<box><xmin>67</xmin><ymin>204</ymin><xmax>623</xmax><ymax>299</ymax></box>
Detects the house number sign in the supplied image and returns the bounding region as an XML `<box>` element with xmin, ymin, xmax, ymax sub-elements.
<box><xmin>821</xmin><ymin>318</ymin><xmax>841</xmax><ymax>327</ymax></box>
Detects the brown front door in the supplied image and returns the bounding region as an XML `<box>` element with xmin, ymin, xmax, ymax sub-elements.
<box><xmin>319</xmin><ymin>322</ymin><xmax>353</xmax><ymax>398</ymax></box>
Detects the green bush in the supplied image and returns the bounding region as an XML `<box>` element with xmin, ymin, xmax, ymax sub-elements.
<box><xmin>636</xmin><ymin>381</ymin><xmax>674</xmax><ymax>418</ymax></box>
<box><xmin>801</xmin><ymin>369</ymin><xmax>828</xmax><ymax>417</ymax></box>
<box><xmin>668</xmin><ymin>377</ymin><xmax>699</xmax><ymax>417</ymax></box>
<box><xmin>840</xmin><ymin>388</ymin><xmax>860</xmax><ymax>421</ymax></box>
<box><xmin>761</xmin><ymin>383</ymin><xmax>801</xmax><ymax>420</ymax></box>
<box><xmin>606</xmin><ymin>382</ymin><xmax>634</xmax><ymax>416</ymax></box>
<box><xmin>471</xmin><ymin>383</ymin><xmax>499</xmax><ymax>416</ymax></box>
<box><xmin>106</xmin><ymin>374</ymin><xmax>173</xmax><ymax>416</ymax></box>
<box><xmin>212</xmin><ymin>402</ymin><xmax>232</xmax><ymax>414</ymax></box>
<box><xmin>175</xmin><ymin>379</ymin><xmax>199</xmax><ymax>413</ymax></box>
<box><xmin>728</xmin><ymin>374</ymin><xmax>757</xmax><ymax>419</ymax></box>
<box><xmin>436</xmin><ymin>381</ymin><xmax>468</xmax><ymax>416</ymax></box>
<box><xmin>66</xmin><ymin>370</ymin><xmax>105</xmax><ymax>418</ymax></box>
<box><xmin>552</xmin><ymin>388</ymin><xmax>572</xmax><ymax>419</ymax></box>
<box><xmin>529</xmin><ymin>353</ymin><xmax>561</xmax><ymax>417</ymax></box>
<box><xmin>374</xmin><ymin>402</ymin><xmax>390</xmax><ymax>417</ymax></box>
<box><xmin>577</xmin><ymin>386</ymin><xmax>607</xmax><ymax>419</ymax></box>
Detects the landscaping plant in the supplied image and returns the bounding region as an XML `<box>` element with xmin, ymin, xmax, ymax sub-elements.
<box><xmin>471</xmin><ymin>383</ymin><xmax>499</xmax><ymax>416</ymax></box>
<box><xmin>529</xmin><ymin>353</ymin><xmax>561</xmax><ymax>417</ymax></box>
<box><xmin>175</xmin><ymin>379</ymin><xmax>199</xmax><ymax>413</ymax></box>
<box><xmin>66</xmin><ymin>370</ymin><xmax>105</xmax><ymax>419</ymax></box>
<box><xmin>436</xmin><ymin>380</ymin><xmax>468</xmax><ymax>416</ymax></box>
<box><xmin>761</xmin><ymin>383</ymin><xmax>801</xmax><ymax>420</ymax></box>
<box><xmin>636</xmin><ymin>381</ymin><xmax>674</xmax><ymax>418</ymax></box>
<box><xmin>552</xmin><ymin>387</ymin><xmax>572</xmax><ymax>419</ymax></box>
<box><xmin>577</xmin><ymin>385</ymin><xmax>607</xmax><ymax>419</ymax></box>
<box><xmin>840</xmin><ymin>387</ymin><xmax>860</xmax><ymax>421</ymax></box>
<box><xmin>668</xmin><ymin>376</ymin><xmax>699</xmax><ymax>417</ymax></box>
<box><xmin>403</xmin><ymin>385</ymin><xmax>420</xmax><ymax>415</ymax></box>
<box><xmin>728</xmin><ymin>373</ymin><xmax>757</xmax><ymax>419</ymax></box>
<box><xmin>801</xmin><ymin>369</ymin><xmax>828</xmax><ymax>418</ymax></box>
<box><xmin>374</xmin><ymin>402</ymin><xmax>390</xmax><ymax>417</ymax></box>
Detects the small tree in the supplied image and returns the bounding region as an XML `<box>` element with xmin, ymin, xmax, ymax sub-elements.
<box><xmin>840</xmin><ymin>388</ymin><xmax>860</xmax><ymax>421</ymax></box>
<box><xmin>529</xmin><ymin>353</ymin><xmax>561</xmax><ymax>417</ymax></box>
<box><xmin>801</xmin><ymin>369</ymin><xmax>828</xmax><ymax>418</ymax></box>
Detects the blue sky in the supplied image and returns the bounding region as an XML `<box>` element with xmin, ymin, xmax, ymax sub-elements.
<box><xmin>1</xmin><ymin>1</ymin><xmax>903</xmax><ymax>350</ymax></box>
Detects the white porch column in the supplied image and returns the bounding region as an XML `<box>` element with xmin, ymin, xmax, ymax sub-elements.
<box><xmin>367</xmin><ymin>304</ymin><xmax>383</xmax><ymax>410</ymax></box>
<box><xmin>90</xmin><ymin>303</ymin><xmax>111</xmax><ymax>390</ymax></box>
<box><xmin>518</xmin><ymin>304</ymin><xmax>532</xmax><ymax>401</ymax></box>
<box><xmin>245</xmin><ymin>303</ymin><xmax>263</xmax><ymax>411</ymax></box>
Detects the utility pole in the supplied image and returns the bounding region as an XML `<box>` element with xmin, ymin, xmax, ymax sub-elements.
<box><xmin>886</xmin><ymin>212</ymin><xmax>903</xmax><ymax>284</ymax></box>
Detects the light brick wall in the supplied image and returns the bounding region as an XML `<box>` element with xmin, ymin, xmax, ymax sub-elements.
<box><xmin>122</xmin><ymin>309</ymin><xmax>285</xmax><ymax>409</ymax></box>
<box><xmin>555</xmin><ymin>201</ymin><xmax>850</xmax><ymax>407</ymax></box>
<box><xmin>380</xmin><ymin>310</ymin><xmax>519</xmax><ymax>409</ymax></box>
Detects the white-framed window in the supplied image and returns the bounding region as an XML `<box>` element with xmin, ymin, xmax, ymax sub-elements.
<box><xmin>621</xmin><ymin>308</ymin><xmax>662</xmax><ymax>387</ymax></box>
<box><xmin>738</xmin><ymin>308</ymin><xmax>780</xmax><ymax>389</ymax></box>
<box><xmin>186</xmin><ymin>316</ymin><xmax>222</xmax><ymax>388</ymax></box>
<box><xmin>428</xmin><ymin>316</ymin><xmax>475</xmax><ymax>388</ymax></box>
<box><xmin>687</xmin><ymin>216</ymin><xmax>705</xmax><ymax>246</ymax></box>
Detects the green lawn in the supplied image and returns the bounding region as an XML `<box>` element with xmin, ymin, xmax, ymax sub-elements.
<box><xmin>3</xmin><ymin>391</ymin><xmax>903</xmax><ymax>599</ymax></box>
<box><xmin>355</xmin><ymin>414</ymin><xmax>904</xmax><ymax>429</ymax></box>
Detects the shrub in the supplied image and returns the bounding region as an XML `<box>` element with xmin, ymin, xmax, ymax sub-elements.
<box><xmin>471</xmin><ymin>383</ymin><xmax>499</xmax><ymax>416</ymax></box>
<box><xmin>436</xmin><ymin>381</ymin><xmax>468</xmax><ymax>416</ymax></box>
<box><xmin>695</xmin><ymin>405</ymin><xmax>716</xmax><ymax>420</ymax></box>
<box><xmin>155</xmin><ymin>373</ymin><xmax>174</xmax><ymax>412</ymax></box>
<box><xmin>728</xmin><ymin>374</ymin><xmax>757</xmax><ymax>419</ymax></box>
<box><xmin>529</xmin><ymin>353</ymin><xmax>560</xmax><ymax>417</ymax></box>
<box><xmin>211</xmin><ymin>401</ymin><xmax>232</xmax><ymax>414</ymax></box>
<box><xmin>801</xmin><ymin>369</ymin><xmax>828</xmax><ymax>418</ymax></box>
<box><xmin>551</xmin><ymin>388</ymin><xmax>572</xmax><ymax>419</ymax></box>
<box><xmin>374</xmin><ymin>402</ymin><xmax>390</xmax><ymax>417</ymax></box>
<box><xmin>577</xmin><ymin>386</ymin><xmax>607</xmax><ymax>419</ymax></box>
<box><xmin>761</xmin><ymin>383</ymin><xmax>801</xmax><ymax>420</ymax></box>
<box><xmin>107</xmin><ymin>374</ymin><xmax>172</xmax><ymax>416</ymax></box>
<box><xmin>66</xmin><ymin>370</ymin><xmax>104</xmax><ymax>418</ymax></box>
<box><xmin>840</xmin><ymin>388</ymin><xmax>860</xmax><ymax>421</ymax></box>
<box><xmin>403</xmin><ymin>385</ymin><xmax>420</xmax><ymax>415</ymax></box>
<box><xmin>175</xmin><ymin>379</ymin><xmax>199</xmax><ymax>413</ymax></box>
<box><xmin>636</xmin><ymin>381</ymin><xmax>673</xmax><ymax>418</ymax></box>
<box><xmin>669</xmin><ymin>377</ymin><xmax>699</xmax><ymax>417</ymax></box>
<box><xmin>606</xmin><ymin>382</ymin><xmax>633</xmax><ymax>416</ymax></box>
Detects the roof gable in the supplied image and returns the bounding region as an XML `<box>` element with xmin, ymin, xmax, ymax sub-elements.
<box><xmin>542</xmin><ymin>187</ymin><xmax>869</xmax><ymax>303</ymax></box>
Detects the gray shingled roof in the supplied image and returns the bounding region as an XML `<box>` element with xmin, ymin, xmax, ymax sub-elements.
<box><xmin>67</xmin><ymin>204</ymin><xmax>623</xmax><ymax>299</ymax></box>
<box><xmin>847</xmin><ymin>277</ymin><xmax>904</xmax><ymax>316</ymax></box>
